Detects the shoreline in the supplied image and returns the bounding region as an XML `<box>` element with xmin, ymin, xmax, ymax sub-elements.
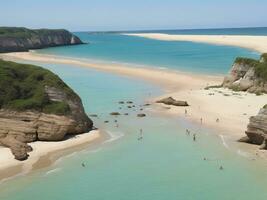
<box><xmin>1</xmin><ymin>50</ymin><xmax>267</xmax><ymax>180</ymax></box>
<box><xmin>0</xmin><ymin>130</ymin><xmax>104</xmax><ymax>182</ymax></box>
<box><xmin>2</xmin><ymin>52</ymin><xmax>266</xmax><ymax>138</ymax></box>
<box><xmin>1</xmin><ymin>52</ymin><xmax>222</xmax><ymax>91</ymax></box>
<box><xmin>124</xmin><ymin>33</ymin><xmax>267</xmax><ymax>53</ymax></box>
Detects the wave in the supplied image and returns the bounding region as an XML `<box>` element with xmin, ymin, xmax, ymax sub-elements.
<box><xmin>44</xmin><ymin>168</ymin><xmax>62</xmax><ymax>176</ymax></box>
<box><xmin>103</xmin><ymin>131</ymin><xmax>125</xmax><ymax>144</ymax></box>
<box><xmin>219</xmin><ymin>134</ymin><xmax>229</xmax><ymax>149</ymax></box>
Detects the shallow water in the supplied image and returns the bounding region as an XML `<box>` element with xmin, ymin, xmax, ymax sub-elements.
<box><xmin>37</xmin><ymin>32</ymin><xmax>259</xmax><ymax>75</ymax></box>
<box><xmin>1</xmin><ymin>62</ymin><xmax>267</xmax><ymax>200</ymax></box>
<box><xmin>1</xmin><ymin>28</ymin><xmax>267</xmax><ymax>199</ymax></box>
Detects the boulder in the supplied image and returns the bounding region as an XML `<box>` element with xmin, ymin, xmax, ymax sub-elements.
<box><xmin>156</xmin><ymin>97</ymin><xmax>189</xmax><ymax>107</ymax></box>
<box><xmin>137</xmin><ymin>113</ymin><xmax>146</xmax><ymax>117</ymax></box>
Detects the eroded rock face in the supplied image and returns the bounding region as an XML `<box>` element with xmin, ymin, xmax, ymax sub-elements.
<box><xmin>222</xmin><ymin>56</ymin><xmax>267</xmax><ymax>93</ymax></box>
<box><xmin>0</xmin><ymin>86</ymin><xmax>93</xmax><ymax>160</ymax></box>
<box><xmin>242</xmin><ymin>107</ymin><xmax>267</xmax><ymax>149</ymax></box>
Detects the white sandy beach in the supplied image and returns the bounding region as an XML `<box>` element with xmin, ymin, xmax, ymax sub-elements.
<box><xmin>1</xmin><ymin>35</ymin><xmax>267</xmax><ymax>179</ymax></box>
<box><xmin>0</xmin><ymin>130</ymin><xmax>100</xmax><ymax>181</ymax></box>
<box><xmin>2</xmin><ymin>52</ymin><xmax>266</xmax><ymax>140</ymax></box>
<box><xmin>124</xmin><ymin>33</ymin><xmax>267</xmax><ymax>53</ymax></box>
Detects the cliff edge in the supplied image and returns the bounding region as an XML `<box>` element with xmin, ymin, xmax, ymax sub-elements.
<box><xmin>0</xmin><ymin>27</ymin><xmax>83</xmax><ymax>53</ymax></box>
<box><xmin>240</xmin><ymin>105</ymin><xmax>267</xmax><ymax>149</ymax></box>
<box><xmin>222</xmin><ymin>53</ymin><xmax>267</xmax><ymax>94</ymax></box>
<box><xmin>0</xmin><ymin>59</ymin><xmax>93</xmax><ymax>160</ymax></box>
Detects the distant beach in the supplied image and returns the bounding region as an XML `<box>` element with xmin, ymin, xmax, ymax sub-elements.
<box><xmin>124</xmin><ymin>33</ymin><xmax>267</xmax><ymax>53</ymax></box>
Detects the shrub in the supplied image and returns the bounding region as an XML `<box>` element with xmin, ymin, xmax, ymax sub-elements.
<box><xmin>0</xmin><ymin>59</ymin><xmax>78</xmax><ymax>115</ymax></box>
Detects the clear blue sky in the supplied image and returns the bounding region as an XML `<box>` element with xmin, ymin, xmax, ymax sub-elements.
<box><xmin>1</xmin><ymin>0</ymin><xmax>266</xmax><ymax>31</ymax></box>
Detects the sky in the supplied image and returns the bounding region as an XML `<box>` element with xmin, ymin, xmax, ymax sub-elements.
<box><xmin>0</xmin><ymin>0</ymin><xmax>266</xmax><ymax>31</ymax></box>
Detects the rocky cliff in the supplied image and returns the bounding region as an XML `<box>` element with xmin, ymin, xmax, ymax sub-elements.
<box><xmin>223</xmin><ymin>53</ymin><xmax>267</xmax><ymax>94</ymax></box>
<box><xmin>0</xmin><ymin>27</ymin><xmax>83</xmax><ymax>53</ymax></box>
<box><xmin>0</xmin><ymin>60</ymin><xmax>93</xmax><ymax>160</ymax></box>
<box><xmin>240</xmin><ymin>106</ymin><xmax>267</xmax><ymax>149</ymax></box>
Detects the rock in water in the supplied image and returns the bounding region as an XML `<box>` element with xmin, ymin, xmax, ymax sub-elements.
<box><xmin>223</xmin><ymin>54</ymin><xmax>267</xmax><ymax>93</ymax></box>
<box><xmin>0</xmin><ymin>27</ymin><xmax>83</xmax><ymax>53</ymax></box>
<box><xmin>137</xmin><ymin>113</ymin><xmax>146</xmax><ymax>117</ymax></box>
<box><xmin>110</xmin><ymin>112</ymin><xmax>120</xmax><ymax>116</ymax></box>
<box><xmin>241</xmin><ymin>106</ymin><xmax>267</xmax><ymax>149</ymax></box>
<box><xmin>0</xmin><ymin>60</ymin><xmax>93</xmax><ymax>160</ymax></box>
<box><xmin>156</xmin><ymin>97</ymin><xmax>189</xmax><ymax>107</ymax></box>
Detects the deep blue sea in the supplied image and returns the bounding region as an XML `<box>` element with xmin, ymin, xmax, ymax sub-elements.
<box><xmin>1</xmin><ymin>27</ymin><xmax>267</xmax><ymax>200</ymax></box>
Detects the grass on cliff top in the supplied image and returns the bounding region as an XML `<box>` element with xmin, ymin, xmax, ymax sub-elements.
<box><xmin>261</xmin><ymin>53</ymin><xmax>267</xmax><ymax>62</ymax></box>
<box><xmin>0</xmin><ymin>59</ymin><xmax>79</xmax><ymax>115</ymax></box>
<box><xmin>0</xmin><ymin>27</ymin><xmax>68</xmax><ymax>38</ymax></box>
<box><xmin>235</xmin><ymin>54</ymin><xmax>267</xmax><ymax>81</ymax></box>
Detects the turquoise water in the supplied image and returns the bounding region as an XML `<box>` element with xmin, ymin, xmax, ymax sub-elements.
<box><xmin>1</xmin><ymin>28</ymin><xmax>267</xmax><ymax>199</ymax></box>
<box><xmin>37</xmin><ymin>32</ymin><xmax>259</xmax><ymax>75</ymax></box>
<box><xmin>1</xmin><ymin>62</ymin><xmax>267</xmax><ymax>200</ymax></box>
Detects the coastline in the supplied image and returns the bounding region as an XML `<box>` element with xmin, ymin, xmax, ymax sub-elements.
<box><xmin>2</xmin><ymin>52</ymin><xmax>266</xmax><ymax>138</ymax></box>
<box><xmin>0</xmin><ymin>130</ymin><xmax>104</xmax><ymax>182</ymax></box>
<box><xmin>124</xmin><ymin>33</ymin><xmax>267</xmax><ymax>53</ymax></box>
<box><xmin>1</xmin><ymin>49</ymin><xmax>267</xmax><ymax>180</ymax></box>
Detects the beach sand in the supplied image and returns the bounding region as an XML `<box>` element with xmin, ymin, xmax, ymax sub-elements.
<box><xmin>124</xmin><ymin>33</ymin><xmax>267</xmax><ymax>53</ymax></box>
<box><xmin>2</xmin><ymin>52</ymin><xmax>266</xmax><ymax>139</ymax></box>
<box><xmin>0</xmin><ymin>130</ymin><xmax>102</xmax><ymax>182</ymax></box>
<box><xmin>1</xmin><ymin>48</ymin><xmax>267</xmax><ymax>180</ymax></box>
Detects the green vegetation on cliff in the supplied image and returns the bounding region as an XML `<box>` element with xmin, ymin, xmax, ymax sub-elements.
<box><xmin>0</xmin><ymin>27</ymin><xmax>83</xmax><ymax>53</ymax></box>
<box><xmin>0</xmin><ymin>59</ymin><xmax>78</xmax><ymax>115</ymax></box>
<box><xmin>0</xmin><ymin>27</ymin><xmax>71</xmax><ymax>38</ymax></box>
<box><xmin>235</xmin><ymin>54</ymin><xmax>267</xmax><ymax>81</ymax></box>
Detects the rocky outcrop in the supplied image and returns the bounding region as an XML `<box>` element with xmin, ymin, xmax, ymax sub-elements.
<box><xmin>156</xmin><ymin>97</ymin><xmax>189</xmax><ymax>106</ymax></box>
<box><xmin>0</xmin><ymin>60</ymin><xmax>93</xmax><ymax>160</ymax></box>
<box><xmin>0</xmin><ymin>27</ymin><xmax>83</xmax><ymax>53</ymax></box>
<box><xmin>242</xmin><ymin>106</ymin><xmax>267</xmax><ymax>149</ymax></box>
<box><xmin>223</xmin><ymin>54</ymin><xmax>267</xmax><ymax>93</ymax></box>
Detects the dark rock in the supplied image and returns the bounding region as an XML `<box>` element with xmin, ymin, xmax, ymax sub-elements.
<box><xmin>156</xmin><ymin>97</ymin><xmax>189</xmax><ymax>107</ymax></box>
<box><xmin>127</xmin><ymin>101</ymin><xmax>133</xmax><ymax>104</ymax></box>
<box><xmin>238</xmin><ymin>136</ymin><xmax>251</xmax><ymax>143</ymax></box>
<box><xmin>110</xmin><ymin>112</ymin><xmax>120</xmax><ymax>116</ymax></box>
<box><xmin>89</xmin><ymin>114</ymin><xmax>98</xmax><ymax>117</ymax></box>
<box><xmin>137</xmin><ymin>113</ymin><xmax>146</xmax><ymax>117</ymax></box>
<box><xmin>118</xmin><ymin>101</ymin><xmax>125</xmax><ymax>104</ymax></box>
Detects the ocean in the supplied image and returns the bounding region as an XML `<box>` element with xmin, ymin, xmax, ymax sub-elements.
<box><xmin>1</xmin><ymin>28</ymin><xmax>267</xmax><ymax>199</ymax></box>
